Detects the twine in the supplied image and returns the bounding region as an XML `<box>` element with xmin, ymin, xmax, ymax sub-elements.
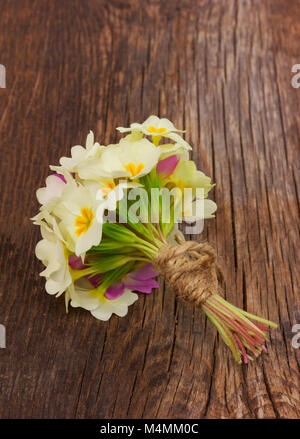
<box><xmin>152</xmin><ymin>240</ymin><xmax>223</xmax><ymax>306</ymax></box>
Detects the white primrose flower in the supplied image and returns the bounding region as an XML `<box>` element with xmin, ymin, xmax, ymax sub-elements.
<box><xmin>51</xmin><ymin>180</ymin><xmax>103</xmax><ymax>257</ymax></box>
<box><xmin>117</xmin><ymin>115</ymin><xmax>183</xmax><ymax>136</ymax></box>
<box><xmin>69</xmin><ymin>280</ymin><xmax>138</xmax><ymax>321</ymax></box>
<box><xmin>36</xmin><ymin>174</ymin><xmax>66</xmax><ymax>206</ymax></box>
<box><xmin>32</xmin><ymin>205</ymin><xmax>67</xmax><ymax>246</ymax></box>
<box><xmin>91</xmin><ymin>289</ymin><xmax>138</xmax><ymax>320</ymax></box>
<box><xmin>58</xmin><ymin>131</ymin><xmax>103</xmax><ymax>173</ymax></box>
<box><xmin>78</xmin><ymin>138</ymin><xmax>160</xmax><ymax>181</ymax></box>
<box><xmin>95</xmin><ymin>180</ymin><xmax>141</xmax><ymax>222</ymax></box>
<box><xmin>117</xmin><ymin>115</ymin><xmax>191</xmax><ymax>150</ymax></box>
<box><xmin>35</xmin><ymin>226</ymin><xmax>72</xmax><ymax>296</ymax></box>
<box><xmin>159</xmin><ymin>143</ymin><xmax>190</xmax><ymax>161</ymax></box>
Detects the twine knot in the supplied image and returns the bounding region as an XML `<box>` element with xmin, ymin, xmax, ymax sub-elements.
<box><xmin>152</xmin><ymin>241</ymin><xmax>223</xmax><ymax>306</ymax></box>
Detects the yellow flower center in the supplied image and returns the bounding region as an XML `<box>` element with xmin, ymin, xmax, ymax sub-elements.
<box><xmin>75</xmin><ymin>207</ymin><xmax>94</xmax><ymax>237</ymax></box>
<box><xmin>147</xmin><ymin>126</ymin><xmax>167</xmax><ymax>134</ymax></box>
<box><xmin>100</xmin><ymin>181</ymin><xmax>115</xmax><ymax>196</ymax></box>
<box><xmin>176</xmin><ymin>178</ymin><xmax>185</xmax><ymax>191</ymax></box>
<box><xmin>169</xmin><ymin>178</ymin><xmax>191</xmax><ymax>194</ymax></box>
<box><xmin>125</xmin><ymin>162</ymin><xmax>144</xmax><ymax>176</ymax></box>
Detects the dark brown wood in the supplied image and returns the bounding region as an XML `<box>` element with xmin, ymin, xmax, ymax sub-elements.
<box><xmin>0</xmin><ymin>0</ymin><xmax>299</xmax><ymax>419</ymax></box>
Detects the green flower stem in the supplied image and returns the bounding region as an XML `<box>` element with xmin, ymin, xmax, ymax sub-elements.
<box><xmin>205</xmin><ymin>301</ymin><xmax>264</xmax><ymax>346</ymax></box>
<box><xmin>156</xmin><ymin>223</ymin><xmax>167</xmax><ymax>244</ymax></box>
<box><xmin>127</xmin><ymin>256</ymin><xmax>151</xmax><ymax>263</ymax></box>
<box><xmin>208</xmin><ymin>296</ymin><xmax>266</xmax><ymax>339</ymax></box>
<box><xmin>214</xmin><ymin>295</ymin><xmax>278</xmax><ymax>329</ymax></box>
<box><xmin>135</xmin><ymin>236</ymin><xmax>160</xmax><ymax>253</ymax></box>
<box><xmin>125</xmin><ymin>221</ymin><xmax>155</xmax><ymax>243</ymax></box>
<box><xmin>147</xmin><ymin>222</ymin><xmax>161</xmax><ymax>239</ymax></box>
<box><xmin>133</xmin><ymin>242</ymin><xmax>158</xmax><ymax>259</ymax></box>
<box><xmin>201</xmin><ymin>293</ymin><xmax>277</xmax><ymax>363</ymax></box>
<box><xmin>202</xmin><ymin>304</ymin><xmax>241</xmax><ymax>363</ymax></box>
<box><xmin>152</xmin><ymin>135</ymin><xmax>161</xmax><ymax>146</ymax></box>
<box><xmin>70</xmin><ymin>267</ymin><xmax>96</xmax><ymax>282</ymax></box>
<box><xmin>144</xmin><ymin>222</ymin><xmax>164</xmax><ymax>246</ymax></box>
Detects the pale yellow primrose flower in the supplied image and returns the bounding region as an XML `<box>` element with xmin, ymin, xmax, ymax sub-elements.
<box><xmin>119</xmin><ymin>128</ymin><xmax>185</xmax><ymax>158</ymax></box>
<box><xmin>161</xmin><ymin>158</ymin><xmax>216</xmax><ymax>221</ymax></box>
<box><xmin>35</xmin><ymin>225</ymin><xmax>72</xmax><ymax>296</ymax></box>
<box><xmin>69</xmin><ymin>279</ymin><xmax>138</xmax><ymax>321</ymax></box>
<box><xmin>83</xmin><ymin>179</ymin><xmax>141</xmax><ymax>223</ymax></box>
<box><xmin>78</xmin><ymin>138</ymin><xmax>160</xmax><ymax>181</ymax></box>
<box><xmin>117</xmin><ymin>115</ymin><xmax>192</xmax><ymax>150</ymax></box>
<box><xmin>167</xmin><ymin>159</ymin><xmax>215</xmax><ymax>198</ymax></box>
<box><xmin>36</xmin><ymin>174</ymin><xmax>66</xmax><ymax>205</ymax></box>
<box><xmin>159</xmin><ymin>143</ymin><xmax>190</xmax><ymax>160</ymax></box>
<box><xmin>95</xmin><ymin>181</ymin><xmax>141</xmax><ymax>222</ymax></box>
<box><xmin>51</xmin><ymin>180</ymin><xmax>103</xmax><ymax>257</ymax></box>
<box><xmin>81</xmin><ymin>179</ymin><xmax>117</xmax><ymax>200</ymax></box>
<box><xmin>117</xmin><ymin>130</ymin><xmax>186</xmax><ymax>158</ymax></box>
<box><xmin>58</xmin><ymin>131</ymin><xmax>104</xmax><ymax>173</ymax></box>
<box><xmin>32</xmin><ymin>205</ymin><xmax>67</xmax><ymax>246</ymax></box>
<box><xmin>117</xmin><ymin>115</ymin><xmax>183</xmax><ymax>136</ymax></box>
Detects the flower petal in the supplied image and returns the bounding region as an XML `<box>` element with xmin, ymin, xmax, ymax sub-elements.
<box><xmin>68</xmin><ymin>255</ymin><xmax>85</xmax><ymax>270</ymax></box>
<box><xmin>105</xmin><ymin>281</ymin><xmax>125</xmax><ymax>299</ymax></box>
<box><xmin>91</xmin><ymin>289</ymin><xmax>138</xmax><ymax>321</ymax></box>
<box><xmin>157</xmin><ymin>155</ymin><xmax>180</xmax><ymax>177</ymax></box>
<box><xmin>129</xmin><ymin>263</ymin><xmax>158</xmax><ymax>280</ymax></box>
<box><xmin>165</xmin><ymin>132</ymin><xmax>192</xmax><ymax>150</ymax></box>
<box><xmin>36</xmin><ymin>175</ymin><xmax>66</xmax><ymax>205</ymax></box>
<box><xmin>124</xmin><ymin>278</ymin><xmax>159</xmax><ymax>294</ymax></box>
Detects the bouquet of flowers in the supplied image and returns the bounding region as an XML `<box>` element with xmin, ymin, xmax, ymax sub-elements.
<box><xmin>32</xmin><ymin>115</ymin><xmax>277</xmax><ymax>364</ymax></box>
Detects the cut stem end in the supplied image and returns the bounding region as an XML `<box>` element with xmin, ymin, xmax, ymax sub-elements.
<box><xmin>202</xmin><ymin>294</ymin><xmax>277</xmax><ymax>364</ymax></box>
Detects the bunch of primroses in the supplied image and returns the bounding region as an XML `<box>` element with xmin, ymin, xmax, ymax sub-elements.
<box><xmin>32</xmin><ymin>116</ymin><xmax>216</xmax><ymax>321</ymax></box>
<box><xmin>33</xmin><ymin>115</ymin><xmax>277</xmax><ymax>364</ymax></box>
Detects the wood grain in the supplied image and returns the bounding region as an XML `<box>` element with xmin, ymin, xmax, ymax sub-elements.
<box><xmin>0</xmin><ymin>0</ymin><xmax>299</xmax><ymax>418</ymax></box>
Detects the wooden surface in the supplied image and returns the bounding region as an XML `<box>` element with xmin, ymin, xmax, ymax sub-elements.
<box><xmin>0</xmin><ymin>0</ymin><xmax>299</xmax><ymax>419</ymax></box>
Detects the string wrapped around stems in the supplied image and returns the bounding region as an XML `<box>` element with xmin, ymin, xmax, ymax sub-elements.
<box><xmin>152</xmin><ymin>235</ymin><xmax>277</xmax><ymax>364</ymax></box>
